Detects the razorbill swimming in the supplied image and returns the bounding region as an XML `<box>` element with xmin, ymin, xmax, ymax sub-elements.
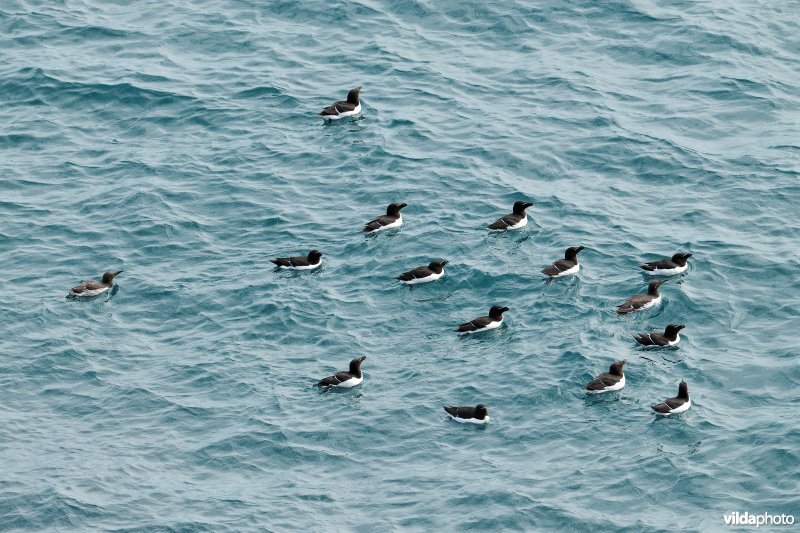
<box><xmin>270</xmin><ymin>250</ymin><xmax>323</xmax><ymax>270</ymax></box>
<box><xmin>396</xmin><ymin>260</ymin><xmax>448</xmax><ymax>284</ymax></box>
<box><xmin>70</xmin><ymin>270</ymin><xmax>123</xmax><ymax>297</ymax></box>
<box><xmin>634</xmin><ymin>324</ymin><xmax>685</xmax><ymax>347</ymax></box>
<box><xmin>314</xmin><ymin>356</ymin><xmax>366</xmax><ymax>388</ymax></box>
<box><xmin>585</xmin><ymin>360</ymin><xmax>626</xmax><ymax>393</ymax></box>
<box><xmin>616</xmin><ymin>280</ymin><xmax>665</xmax><ymax>314</ymax></box>
<box><xmin>455</xmin><ymin>305</ymin><xmax>509</xmax><ymax>334</ymax></box>
<box><xmin>640</xmin><ymin>252</ymin><xmax>692</xmax><ymax>276</ymax></box>
<box><xmin>364</xmin><ymin>202</ymin><xmax>407</xmax><ymax>233</ymax></box>
<box><xmin>487</xmin><ymin>200</ymin><xmax>533</xmax><ymax>230</ymax></box>
<box><xmin>652</xmin><ymin>380</ymin><xmax>691</xmax><ymax>414</ymax></box>
<box><xmin>443</xmin><ymin>404</ymin><xmax>489</xmax><ymax>424</ymax></box>
<box><xmin>319</xmin><ymin>86</ymin><xmax>361</xmax><ymax>121</ymax></box>
<box><xmin>542</xmin><ymin>246</ymin><xmax>584</xmax><ymax>278</ymax></box>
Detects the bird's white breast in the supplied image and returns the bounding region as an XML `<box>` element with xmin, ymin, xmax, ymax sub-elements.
<box><xmin>646</xmin><ymin>264</ymin><xmax>687</xmax><ymax>276</ymax></box>
<box><xmin>368</xmin><ymin>216</ymin><xmax>402</xmax><ymax>233</ymax></box>
<box><xmin>506</xmin><ymin>215</ymin><xmax>527</xmax><ymax>230</ymax></box>
<box><xmin>71</xmin><ymin>286</ymin><xmax>110</xmax><ymax>297</ymax></box>
<box><xmin>325</xmin><ymin>103</ymin><xmax>361</xmax><ymax>120</ymax></box>
<box><xmin>668</xmin><ymin>398</ymin><xmax>691</xmax><ymax>413</ymax></box>
<box><xmin>285</xmin><ymin>261</ymin><xmax>321</xmax><ymax>271</ymax></box>
<box><xmin>552</xmin><ymin>263</ymin><xmax>580</xmax><ymax>277</ymax></box>
<box><xmin>639</xmin><ymin>295</ymin><xmax>662</xmax><ymax>310</ymax></box>
<box><xmin>402</xmin><ymin>270</ymin><xmax>444</xmax><ymax>285</ymax></box>
<box><xmin>464</xmin><ymin>318</ymin><xmax>503</xmax><ymax>334</ymax></box>
<box><xmin>448</xmin><ymin>414</ymin><xmax>489</xmax><ymax>424</ymax></box>
<box><xmin>335</xmin><ymin>376</ymin><xmax>363</xmax><ymax>388</ymax></box>
<box><xmin>587</xmin><ymin>374</ymin><xmax>626</xmax><ymax>393</ymax></box>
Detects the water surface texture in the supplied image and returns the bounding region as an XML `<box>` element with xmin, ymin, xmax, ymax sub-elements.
<box><xmin>1</xmin><ymin>0</ymin><xmax>799</xmax><ymax>530</ymax></box>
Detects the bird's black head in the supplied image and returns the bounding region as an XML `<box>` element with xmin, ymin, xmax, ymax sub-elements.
<box><xmin>429</xmin><ymin>260</ymin><xmax>448</xmax><ymax>272</ymax></box>
<box><xmin>610</xmin><ymin>360</ymin><xmax>626</xmax><ymax>375</ymax></box>
<box><xmin>513</xmin><ymin>200</ymin><xmax>534</xmax><ymax>215</ymax></box>
<box><xmin>672</xmin><ymin>252</ymin><xmax>693</xmax><ymax>265</ymax></box>
<box><xmin>648</xmin><ymin>280</ymin><xmax>665</xmax><ymax>294</ymax></box>
<box><xmin>489</xmin><ymin>305</ymin><xmax>509</xmax><ymax>318</ymax></box>
<box><xmin>347</xmin><ymin>86</ymin><xmax>361</xmax><ymax>104</ymax></box>
<box><xmin>102</xmin><ymin>270</ymin><xmax>123</xmax><ymax>284</ymax></box>
<box><xmin>349</xmin><ymin>356</ymin><xmax>366</xmax><ymax>374</ymax></box>
<box><xmin>308</xmin><ymin>250</ymin><xmax>323</xmax><ymax>261</ymax></box>
<box><xmin>665</xmin><ymin>324</ymin><xmax>685</xmax><ymax>337</ymax></box>
<box><xmin>387</xmin><ymin>202</ymin><xmax>407</xmax><ymax>216</ymax></box>
<box><xmin>565</xmin><ymin>246</ymin><xmax>585</xmax><ymax>259</ymax></box>
<box><xmin>475</xmin><ymin>404</ymin><xmax>489</xmax><ymax>419</ymax></box>
<box><xmin>678</xmin><ymin>380</ymin><xmax>689</xmax><ymax>399</ymax></box>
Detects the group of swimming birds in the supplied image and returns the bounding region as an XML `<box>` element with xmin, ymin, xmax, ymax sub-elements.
<box><xmin>68</xmin><ymin>87</ymin><xmax>693</xmax><ymax>424</ymax></box>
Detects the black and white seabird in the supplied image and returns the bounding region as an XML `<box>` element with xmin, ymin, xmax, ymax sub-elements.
<box><xmin>396</xmin><ymin>260</ymin><xmax>448</xmax><ymax>285</ymax></box>
<box><xmin>455</xmin><ymin>305</ymin><xmax>509</xmax><ymax>334</ymax></box>
<box><xmin>270</xmin><ymin>250</ymin><xmax>323</xmax><ymax>270</ymax></box>
<box><xmin>542</xmin><ymin>246</ymin><xmax>584</xmax><ymax>278</ymax></box>
<box><xmin>652</xmin><ymin>380</ymin><xmax>691</xmax><ymax>414</ymax></box>
<box><xmin>616</xmin><ymin>280</ymin><xmax>665</xmax><ymax>314</ymax></box>
<box><xmin>487</xmin><ymin>200</ymin><xmax>533</xmax><ymax>230</ymax></box>
<box><xmin>319</xmin><ymin>87</ymin><xmax>361</xmax><ymax>121</ymax></box>
<box><xmin>640</xmin><ymin>252</ymin><xmax>692</xmax><ymax>276</ymax></box>
<box><xmin>443</xmin><ymin>404</ymin><xmax>489</xmax><ymax>424</ymax></box>
<box><xmin>70</xmin><ymin>270</ymin><xmax>123</xmax><ymax>297</ymax></box>
<box><xmin>634</xmin><ymin>324</ymin><xmax>685</xmax><ymax>347</ymax></box>
<box><xmin>314</xmin><ymin>356</ymin><xmax>366</xmax><ymax>388</ymax></box>
<box><xmin>585</xmin><ymin>360</ymin><xmax>626</xmax><ymax>393</ymax></box>
<box><xmin>363</xmin><ymin>202</ymin><xmax>407</xmax><ymax>233</ymax></box>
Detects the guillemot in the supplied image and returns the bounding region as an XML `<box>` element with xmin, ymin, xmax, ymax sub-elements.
<box><xmin>585</xmin><ymin>360</ymin><xmax>626</xmax><ymax>393</ymax></box>
<box><xmin>652</xmin><ymin>380</ymin><xmax>691</xmax><ymax>414</ymax></box>
<box><xmin>70</xmin><ymin>270</ymin><xmax>123</xmax><ymax>297</ymax></box>
<box><xmin>396</xmin><ymin>260</ymin><xmax>448</xmax><ymax>284</ymax></box>
<box><xmin>542</xmin><ymin>246</ymin><xmax>584</xmax><ymax>278</ymax></box>
<box><xmin>487</xmin><ymin>200</ymin><xmax>533</xmax><ymax>230</ymax></box>
<box><xmin>616</xmin><ymin>280</ymin><xmax>665</xmax><ymax>314</ymax></box>
<box><xmin>640</xmin><ymin>252</ymin><xmax>692</xmax><ymax>276</ymax></box>
<box><xmin>443</xmin><ymin>404</ymin><xmax>489</xmax><ymax>424</ymax></box>
<box><xmin>314</xmin><ymin>356</ymin><xmax>366</xmax><ymax>388</ymax></box>
<box><xmin>364</xmin><ymin>202</ymin><xmax>407</xmax><ymax>233</ymax></box>
<box><xmin>455</xmin><ymin>305</ymin><xmax>509</xmax><ymax>334</ymax></box>
<box><xmin>319</xmin><ymin>87</ymin><xmax>361</xmax><ymax>121</ymax></box>
<box><xmin>633</xmin><ymin>324</ymin><xmax>685</xmax><ymax>346</ymax></box>
<box><xmin>270</xmin><ymin>250</ymin><xmax>323</xmax><ymax>270</ymax></box>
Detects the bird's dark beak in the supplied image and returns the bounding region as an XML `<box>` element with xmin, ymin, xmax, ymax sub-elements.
<box><xmin>678</xmin><ymin>324</ymin><xmax>686</xmax><ymax>330</ymax></box>
<box><xmin>503</xmin><ymin>307</ymin><xmax>510</xmax><ymax>312</ymax></box>
<box><xmin>441</xmin><ymin>260</ymin><xmax>449</xmax><ymax>266</ymax></box>
<box><xmin>686</xmin><ymin>253</ymin><xmax>693</xmax><ymax>258</ymax></box>
<box><xmin>399</xmin><ymin>203</ymin><xmax>407</xmax><ymax>209</ymax></box>
<box><xmin>577</xmin><ymin>246</ymin><xmax>585</xmax><ymax>252</ymax></box>
<box><xmin>358</xmin><ymin>356</ymin><xmax>366</xmax><ymax>362</ymax></box>
<box><xmin>114</xmin><ymin>270</ymin><xmax>123</xmax><ymax>276</ymax></box>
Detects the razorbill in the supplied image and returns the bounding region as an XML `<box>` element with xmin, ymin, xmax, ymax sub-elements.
<box><xmin>363</xmin><ymin>202</ymin><xmax>407</xmax><ymax>233</ymax></box>
<box><xmin>70</xmin><ymin>270</ymin><xmax>123</xmax><ymax>297</ymax></box>
<box><xmin>487</xmin><ymin>200</ymin><xmax>533</xmax><ymax>230</ymax></box>
<box><xmin>542</xmin><ymin>246</ymin><xmax>584</xmax><ymax>278</ymax></box>
<box><xmin>396</xmin><ymin>260</ymin><xmax>448</xmax><ymax>284</ymax></box>
<box><xmin>455</xmin><ymin>305</ymin><xmax>509</xmax><ymax>334</ymax></box>
<box><xmin>314</xmin><ymin>356</ymin><xmax>366</xmax><ymax>388</ymax></box>
<box><xmin>652</xmin><ymin>380</ymin><xmax>691</xmax><ymax>414</ymax></box>
<box><xmin>616</xmin><ymin>280</ymin><xmax>665</xmax><ymax>314</ymax></box>
<box><xmin>633</xmin><ymin>324</ymin><xmax>685</xmax><ymax>347</ymax></box>
<box><xmin>270</xmin><ymin>250</ymin><xmax>323</xmax><ymax>270</ymax></box>
<box><xmin>443</xmin><ymin>404</ymin><xmax>489</xmax><ymax>424</ymax></box>
<box><xmin>640</xmin><ymin>252</ymin><xmax>692</xmax><ymax>276</ymax></box>
<box><xmin>585</xmin><ymin>360</ymin><xmax>626</xmax><ymax>393</ymax></box>
<box><xmin>319</xmin><ymin>87</ymin><xmax>361</xmax><ymax>121</ymax></box>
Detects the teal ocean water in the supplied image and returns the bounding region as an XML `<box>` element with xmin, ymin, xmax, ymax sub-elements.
<box><xmin>1</xmin><ymin>0</ymin><xmax>799</xmax><ymax>530</ymax></box>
